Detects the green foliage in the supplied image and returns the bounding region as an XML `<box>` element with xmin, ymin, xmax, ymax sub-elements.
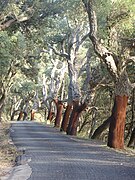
<box><xmin>0</xmin><ymin>31</ymin><xmax>13</xmax><ymax>76</ymax></box>
<box><xmin>110</xmin><ymin>0</ymin><xmax>135</xmax><ymax>35</ymax></box>
<box><xmin>0</xmin><ymin>30</ymin><xmax>26</xmax><ymax>79</ymax></box>
<box><xmin>11</xmin><ymin>77</ymin><xmax>35</xmax><ymax>96</ymax></box>
<box><xmin>94</xmin><ymin>0</ymin><xmax>135</xmax><ymax>46</ymax></box>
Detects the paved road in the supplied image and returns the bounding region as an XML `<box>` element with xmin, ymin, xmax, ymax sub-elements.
<box><xmin>11</xmin><ymin>121</ymin><xmax>135</xmax><ymax>180</ymax></box>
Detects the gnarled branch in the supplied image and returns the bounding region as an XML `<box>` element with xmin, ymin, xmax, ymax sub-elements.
<box><xmin>82</xmin><ymin>0</ymin><xmax>118</xmax><ymax>80</ymax></box>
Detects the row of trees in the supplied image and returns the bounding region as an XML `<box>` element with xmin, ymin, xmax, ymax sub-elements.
<box><xmin>0</xmin><ymin>0</ymin><xmax>135</xmax><ymax>149</ymax></box>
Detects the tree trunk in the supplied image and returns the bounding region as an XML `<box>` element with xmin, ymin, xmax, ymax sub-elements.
<box><xmin>82</xmin><ymin>0</ymin><xmax>133</xmax><ymax>149</ymax></box>
<box><xmin>0</xmin><ymin>105</ymin><xmax>4</xmax><ymax>122</ymax></box>
<box><xmin>11</xmin><ymin>110</ymin><xmax>19</xmax><ymax>121</ymax></box>
<box><xmin>78</xmin><ymin>118</ymin><xmax>89</xmax><ymax>134</ymax></box>
<box><xmin>17</xmin><ymin>111</ymin><xmax>23</xmax><ymax>121</ymax></box>
<box><xmin>0</xmin><ymin>93</ymin><xmax>5</xmax><ymax>122</ymax></box>
<box><xmin>91</xmin><ymin>116</ymin><xmax>112</xmax><ymax>139</ymax></box>
<box><xmin>47</xmin><ymin>100</ymin><xmax>55</xmax><ymax>122</ymax></box>
<box><xmin>127</xmin><ymin>89</ymin><xmax>135</xmax><ymax>147</ymax></box>
<box><xmin>54</xmin><ymin>100</ymin><xmax>63</xmax><ymax>127</ymax></box>
<box><xmin>31</xmin><ymin>110</ymin><xmax>35</xmax><ymax>121</ymax></box>
<box><xmin>23</xmin><ymin>112</ymin><xmax>27</xmax><ymax>121</ymax></box>
<box><xmin>47</xmin><ymin>109</ymin><xmax>53</xmax><ymax>121</ymax></box>
<box><xmin>60</xmin><ymin>103</ymin><xmax>72</xmax><ymax>132</ymax></box>
<box><xmin>107</xmin><ymin>95</ymin><xmax>128</xmax><ymax>149</ymax></box>
<box><xmin>127</xmin><ymin>128</ymin><xmax>135</xmax><ymax>148</ymax></box>
<box><xmin>125</xmin><ymin>89</ymin><xmax>134</xmax><ymax>140</ymax></box>
<box><xmin>66</xmin><ymin>101</ymin><xmax>79</xmax><ymax>135</ymax></box>
<box><xmin>67</xmin><ymin>101</ymin><xmax>87</xmax><ymax>136</ymax></box>
<box><xmin>69</xmin><ymin>111</ymin><xmax>80</xmax><ymax>136</ymax></box>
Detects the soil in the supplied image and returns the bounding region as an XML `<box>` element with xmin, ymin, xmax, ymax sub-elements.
<box><xmin>0</xmin><ymin>123</ymin><xmax>17</xmax><ymax>179</ymax></box>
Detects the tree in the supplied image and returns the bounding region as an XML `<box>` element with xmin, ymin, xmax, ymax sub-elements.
<box><xmin>0</xmin><ymin>30</ymin><xmax>26</xmax><ymax>121</ymax></box>
<box><xmin>0</xmin><ymin>0</ymin><xmax>67</xmax><ymax>122</ymax></box>
<box><xmin>45</xmin><ymin>1</ymin><xmax>90</xmax><ymax>134</ymax></box>
<box><xmin>82</xmin><ymin>0</ymin><xmax>135</xmax><ymax>149</ymax></box>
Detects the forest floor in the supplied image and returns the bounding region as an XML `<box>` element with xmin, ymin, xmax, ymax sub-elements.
<box><xmin>0</xmin><ymin>122</ymin><xmax>18</xmax><ymax>179</ymax></box>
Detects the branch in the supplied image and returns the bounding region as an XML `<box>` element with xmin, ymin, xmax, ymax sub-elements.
<box><xmin>107</xmin><ymin>11</ymin><xmax>130</xmax><ymax>28</ymax></box>
<box><xmin>80</xmin><ymin>32</ymin><xmax>90</xmax><ymax>44</ymax></box>
<box><xmin>122</xmin><ymin>56</ymin><xmax>135</xmax><ymax>68</ymax></box>
<box><xmin>0</xmin><ymin>19</ymin><xmax>16</xmax><ymax>31</ymax></box>
<box><xmin>132</xmin><ymin>83</ymin><xmax>135</xmax><ymax>89</ymax></box>
<box><xmin>48</xmin><ymin>44</ymin><xmax>69</xmax><ymax>59</ymax></box>
<box><xmin>82</xmin><ymin>0</ymin><xmax>118</xmax><ymax>80</ymax></box>
<box><xmin>17</xmin><ymin>15</ymin><xmax>32</xmax><ymax>22</ymax></box>
<box><xmin>0</xmin><ymin>8</ymin><xmax>34</xmax><ymax>31</ymax></box>
<box><xmin>71</xmin><ymin>32</ymin><xmax>90</xmax><ymax>51</ymax></box>
<box><xmin>17</xmin><ymin>6</ymin><xmax>34</xmax><ymax>22</ymax></box>
<box><xmin>121</xmin><ymin>38</ymin><xmax>135</xmax><ymax>48</ymax></box>
<box><xmin>127</xmin><ymin>56</ymin><xmax>135</xmax><ymax>63</ymax></box>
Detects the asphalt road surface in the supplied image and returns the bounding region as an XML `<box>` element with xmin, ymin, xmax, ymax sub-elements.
<box><xmin>11</xmin><ymin>121</ymin><xmax>135</xmax><ymax>180</ymax></box>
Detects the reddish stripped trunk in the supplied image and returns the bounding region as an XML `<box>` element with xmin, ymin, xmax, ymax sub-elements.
<box><xmin>60</xmin><ymin>103</ymin><xmax>72</xmax><ymax>132</ymax></box>
<box><xmin>17</xmin><ymin>111</ymin><xmax>23</xmax><ymax>121</ymax></box>
<box><xmin>107</xmin><ymin>95</ymin><xmax>128</xmax><ymax>149</ymax></box>
<box><xmin>31</xmin><ymin>110</ymin><xmax>35</xmax><ymax>121</ymax></box>
<box><xmin>54</xmin><ymin>100</ymin><xmax>64</xmax><ymax>127</ymax></box>
<box><xmin>69</xmin><ymin>113</ymin><xmax>80</xmax><ymax>135</ymax></box>
<box><xmin>47</xmin><ymin>109</ymin><xmax>54</xmax><ymax>121</ymax></box>
<box><xmin>67</xmin><ymin>101</ymin><xmax>87</xmax><ymax>136</ymax></box>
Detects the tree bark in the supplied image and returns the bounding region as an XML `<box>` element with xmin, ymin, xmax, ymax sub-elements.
<box><xmin>47</xmin><ymin>109</ymin><xmax>54</xmax><ymax>121</ymax></box>
<box><xmin>23</xmin><ymin>112</ymin><xmax>27</xmax><ymax>121</ymax></box>
<box><xmin>60</xmin><ymin>103</ymin><xmax>73</xmax><ymax>132</ymax></box>
<box><xmin>31</xmin><ymin>110</ymin><xmax>35</xmax><ymax>121</ymax></box>
<box><xmin>0</xmin><ymin>19</ymin><xmax>17</xmax><ymax>31</ymax></box>
<box><xmin>91</xmin><ymin>116</ymin><xmax>112</xmax><ymax>139</ymax></box>
<box><xmin>0</xmin><ymin>93</ymin><xmax>6</xmax><ymax>122</ymax></box>
<box><xmin>0</xmin><ymin>104</ymin><xmax>4</xmax><ymax>122</ymax></box>
<box><xmin>17</xmin><ymin>111</ymin><xmax>23</xmax><ymax>121</ymax></box>
<box><xmin>125</xmin><ymin>89</ymin><xmax>134</xmax><ymax>140</ymax></box>
<box><xmin>107</xmin><ymin>95</ymin><xmax>128</xmax><ymax>149</ymax></box>
<box><xmin>46</xmin><ymin>100</ymin><xmax>54</xmax><ymax>122</ymax></box>
<box><xmin>67</xmin><ymin>101</ymin><xmax>87</xmax><ymax>136</ymax></box>
<box><xmin>54</xmin><ymin>100</ymin><xmax>64</xmax><ymax>127</ymax></box>
<box><xmin>11</xmin><ymin>110</ymin><xmax>20</xmax><ymax>121</ymax></box>
<box><xmin>66</xmin><ymin>101</ymin><xmax>79</xmax><ymax>135</ymax></box>
<box><xmin>127</xmin><ymin>128</ymin><xmax>135</xmax><ymax>148</ymax></box>
<box><xmin>78</xmin><ymin>117</ymin><xmax>89</xmax><ymax>134</ymax></box>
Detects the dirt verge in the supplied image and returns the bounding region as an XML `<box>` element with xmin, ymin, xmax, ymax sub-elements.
<box><xmin>0</xmin><ymin>123</ymin><xmax>18</xmax><ymax>178</ymax></box>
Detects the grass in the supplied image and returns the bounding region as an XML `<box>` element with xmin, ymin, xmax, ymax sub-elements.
<box><xmin>0</xmin><ymin>122</ymin><xmax>18</xmax><ymax>177</ymax></box>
